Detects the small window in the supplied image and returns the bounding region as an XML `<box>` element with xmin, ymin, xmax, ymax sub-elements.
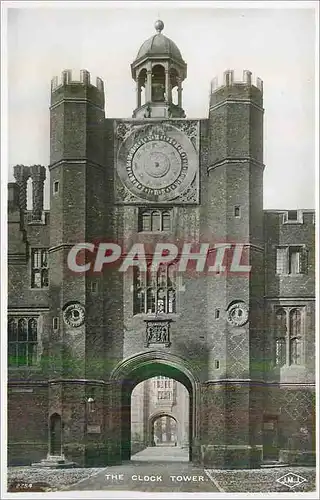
<box><xmin>215</xmin><ymin>360</ymin><xmax>220</xmax><ymax>369</ymax></box>
<box><xmin>283</xmin><ymin>210</ymin><xmax>303</xmax><ymax>224</ymax></box>
<box><xmin>273</xmin><ymin>306</ymin><xmax>304</xmax><ymax>367</ymax></box>
<box><xmin>90</xmin><ymin>282</ymin><xmax>98</xmax><ymax>293</ymax></box>
<box><xmin>53</xmin><ymin>317</ymin><xmax>59</xmax><ymax>331</ymax></box>
<box><xmin>289</xmin><ymin>247</ymin><xmax>301</xmax><ymax>274</ymax></box>
<box><xmin>162</xmin><ymin>212</ymin><xmax>171</xmax><ymax>231</ymax></box>
<box><xmin>215</xmin><ymin>309</ymin><xmax>220</xmax><ymax>319</ymax></box>
<box><xmin>31</xmin><ymin>249</ymin><xmax>49</xmax><ymax>288</ymax></box>
<box><xmin>276</xmin><ymin>246</ymin><xmax>306</xmax><ymax>275</ymax></box>
<box><xmin>276</xmin><ymin>247</ymin><xmax>288</xmax><ymax>275</ymax></box>
<box><xmin>138</xmin><ymin>209</ymin><xmax>172</xmax><ymax>232</ymax></box>
<box><xmin>133</xmin><ymin>264</ymin><xmax>176</xmax><ymax>314</ymax></box>
<box><xmin>234</xmin><ymin>206</ymin><xmax>241</xmax><ymax>218</ymax></box>
<box><xmin>53</xmin><ymin>181</ymin><xmax>59</xmax><ymax>194</ymax></box>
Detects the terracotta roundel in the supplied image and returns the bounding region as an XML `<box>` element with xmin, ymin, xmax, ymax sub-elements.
<box><xmin>63</xmin><ymin>303</ymin><xmax>85</xmax><ymax>328</ymax></box>
<box><xmin>227</xmin><ymin>302</ymin><xmax>249</xmax><ymax>327</ymax></box>
<box><xmin>117</xmin><ymin>127</ymin><xmax>198</xmax><ymax>202</ymax></box>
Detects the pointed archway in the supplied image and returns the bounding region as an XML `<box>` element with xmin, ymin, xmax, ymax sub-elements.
<box><xmin>110</xmin><ymin>351</ymin><xmax>200</xmax><ymax>463</ymax></box>
<box><xmin>149</xmin><ymin>412</ymin><xmax>178</xmax><ymax>447</ymax></box>
<box><xmin>49</xmin><ymin>413</ymin><xmax>62</xmax><ymax>456</ymax></box>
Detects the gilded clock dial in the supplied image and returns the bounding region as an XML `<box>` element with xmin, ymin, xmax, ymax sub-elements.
<box><xmin>116</xmin><ymin>123</ymin><xmax>199</xmax><ymax>203</ymax></box>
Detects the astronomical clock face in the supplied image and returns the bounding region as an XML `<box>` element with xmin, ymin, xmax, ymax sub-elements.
<box><xmin>227</xmin><ymin>302</ymin><xmax>249</xmax><ymax>327</ymax></box>
<box><xmin>116</xmin><ymin>123</ymin><xmax>199</xmax><ymax>203</ymax></box>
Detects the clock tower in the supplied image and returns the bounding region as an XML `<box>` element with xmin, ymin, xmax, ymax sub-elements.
<box><xmin>7</xmin><ymin>18</ymin><xmax>315</xmax><ymax>472</ymax></box>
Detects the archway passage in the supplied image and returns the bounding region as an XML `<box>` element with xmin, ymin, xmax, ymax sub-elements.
<box><xmin>121</xmin><ymin>361</ymin><xmax>194</xmax><ymax>463</ymax></box>
<box><xmin>49</xmin><ymin>413</ymin><xmax>62</xmax><ymax>456</ymax></box>
<box><xmin>152</xmin><ymin>415</ymin><xmax>177</xmax><ymax>446</ymax></box>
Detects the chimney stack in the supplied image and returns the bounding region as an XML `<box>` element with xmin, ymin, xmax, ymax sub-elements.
<box><xmin>8</xmin><ymin>182</ymin><xmax>20</xmax><ymax>212</ymax></box>
<box><xmin>13</xmin><ymin>165</ymin><xmax>30</xmax><ymax>212</ymax></box>
<box><xmin>30</xmin><ymin>165</ymin><xmax>46</xmax><ymax>221</ymax></box>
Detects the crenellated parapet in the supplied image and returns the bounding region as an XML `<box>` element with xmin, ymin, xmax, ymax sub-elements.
<box><xmin>50</xmin><ymin>69</ymin><xmax>105</xmax><ymax>109</ymax></box>
<box><xmin>209</xmin><ymin>69</ymin><xmax>263</xmax><ymax>108</ymax></box>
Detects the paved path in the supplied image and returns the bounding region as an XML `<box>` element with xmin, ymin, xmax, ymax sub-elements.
<box><xmin>64</xmin><ymin>446</ymin><xmax>219</xmax><ymax>492</ymax></box>
<box><xmin>131</xmin><ymin>445</ymin><xmax>189</xmax><ymax>462</ymax></box>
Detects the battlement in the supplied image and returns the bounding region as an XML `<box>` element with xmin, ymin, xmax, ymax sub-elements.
<box><xmin>51</xmin><ymin>69</ymin><xmax>104</xmax><ymax>94</ymax></box>
<box><xmin>210</xmin><ymin>70</ymin><xmax>263</xmax><ymax>94</ymax></box>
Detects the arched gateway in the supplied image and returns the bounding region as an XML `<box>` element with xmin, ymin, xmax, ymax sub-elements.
<box><xmin>149</xmin><ymin>412</ymin><xmax>178</xmax><ymax>447</ymax></box>
<box><xmin>110</xmin><ymin>351</ymin><xmax>200</xmax><ymax>462</ymax></box>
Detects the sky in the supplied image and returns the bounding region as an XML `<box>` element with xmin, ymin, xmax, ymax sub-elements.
<box><xmin>5</xmin><ymin>1</ymin><xmax>317</xmax><ymax>210</ymax></box>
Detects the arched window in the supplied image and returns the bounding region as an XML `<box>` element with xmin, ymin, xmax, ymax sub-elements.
<box><xmin>146</xmin><ymin>287</ymin><xmax>156</xmax><ymax>314</ymax></box>
<box><xmin>151</xmin><ymin>65</ymin><xmax>165</xmax><ymax>102</ymax></box>
<box><xmin>138</xmin><ymin>68</ymin><xmax>147</xmax><ymax>107</ymax></box>
<box><xmin>151</xmin><ymin>211</ymin><xmax>161</xmax><ymax>231</ymax></box>
<box><xmin>138</xmin><ymin>209</ymin><xmax>172</xmax><ymax>232</ymax></box>
<box><xmin>18</xmin><ymin>318</ymin><xmax>27</xmax><ymax>341</ymax></box>
<box><xmin>273</xmin><ymin>307</ymin><xmax>304</xmax><ymax>367</ymax></box>
<box><xmin>31</xmin><ymin>248</ymin><xmax>49</xmax><ymax>288</ymax></box>
<box><xmin>274</xmin><ymin>308</ymin><xmax>287</xmax><ymax>366</ymax></box>
<box><xmin>162</xmin><ymin>211</ymin><xmax>171</xmax><ymax>231</ymax></box>
<box><xmin>170</xmin><ymin>68</ymin><xmax>180</xmax><ymax>105</ymax></box>
<box><xmin>141</xmin><ymin>211</ymin><xmax>151</xmax><ymax>232</ymax></box>
<box><xmin>289</xmin><ymin>309</ymin><xmax>302</xmax><ymax>365</ymax></box>
<box><xmin>133</xmin><ymin>286</ymin><xmax>145</xmax><ymax>315</ymax></box>
<box><xmin>133</xmin><ymin>264</ymin><xmax>177</xmax><ymax>314</ymax></box>
<box><xmin>168</xmin><ymin>288</ymin><xmax>176</xmax><ymax>313</ymax></box>
<box><xmin>8</xmin><ymin>316</ymin><xmax>38</xmax><ymax>366</ymax></box>
<box><xmin>289</xmin><ymin>308</ymin><xmax>301</xmax><ymax>336</ymax></box>
<box><xmin>275</xmin><ymin>338</ymin><xmax>286</xmax><ymax>367</ymax></box>
<box><xmin>8</xmin><ymin>318</ymin><xmax>17</xmax><ymax>342</ymax></box>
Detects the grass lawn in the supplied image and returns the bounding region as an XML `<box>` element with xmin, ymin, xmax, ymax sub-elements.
<box><xmin>206</xmin><ymin>466</ymin><xmax>316</xmax><ymax>493</ymax></box>
<box><xmin>7</xmin><ymin>467</ymin><xmax>102</xmax><ymax>492</ymax></box>
<box><xmin>7</xmin><ymin>465</ymin><xmax>317</xmax><ymax>493</ymax></box>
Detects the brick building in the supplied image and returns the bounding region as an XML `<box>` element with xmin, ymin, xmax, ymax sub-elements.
<box><xmin>7</xmin><ymin>20</ymin><xmax>315</xmax><ymax>468</ymax></box>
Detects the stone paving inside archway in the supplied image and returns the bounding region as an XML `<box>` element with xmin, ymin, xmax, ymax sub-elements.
<box><xmin>131</xmin><ymin>445</ymin><xmax>189</xmax><ymax>462</ymax></box>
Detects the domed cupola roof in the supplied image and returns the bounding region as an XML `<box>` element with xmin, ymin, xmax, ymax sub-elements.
<box><xmin>131</xmin><ymin>20</ymin><xmax>187</xmax><ymax>119</ymax></box>
<box><xmin>135</xmin><ymin>20</ymin><xmax>185</xmax><ymax>64</ymax></box>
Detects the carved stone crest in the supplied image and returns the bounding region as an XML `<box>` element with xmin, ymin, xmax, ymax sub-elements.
<box><xmin>145</xmin><ymin>320</ymin><xmax>171</xmax><ymax>347</ymax></box>
<box><xmin>116</xmin><ymin>180</ymin><xmax>141</xmax><ymax>203</ymax></box>
<box><xmin>115</xmin><ymin>121</ymin><xmax>132</xmax><ymax>142</ymax></box>
<box><xmin>178</xmin><ymin>178</ymin><xmax>199</xmax><ymax>203</ymax></box>
<box><xmin>173</xmin><ymin>120</ymin><xmax>199</xmax><ymax>148</ymax></box>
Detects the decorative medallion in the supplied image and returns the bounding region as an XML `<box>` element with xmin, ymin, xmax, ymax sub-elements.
<box><xmin>227</xmin><ymin>302</ymin><xmax>249</xmax><ymax>327</ymax></box>
<box><xmin>116</xmin><ymin>122</ymin><xmax>199</xmax><ymax>203</ymax></box>
<box><xmin>63</xmin><ymin>303</ymin><xmax>85</xmax><ymax>328</ymax></box>
<box><xmin>145</xmin><ymin>320</ymin><xmax>171</xmax><ymax>347</ymax></box>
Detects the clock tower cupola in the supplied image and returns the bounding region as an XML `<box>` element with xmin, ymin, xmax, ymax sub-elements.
<box><xmin>131</xmin><ymin>20</ymin><xmax>187</xmax><ymax>119</ymax></box>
